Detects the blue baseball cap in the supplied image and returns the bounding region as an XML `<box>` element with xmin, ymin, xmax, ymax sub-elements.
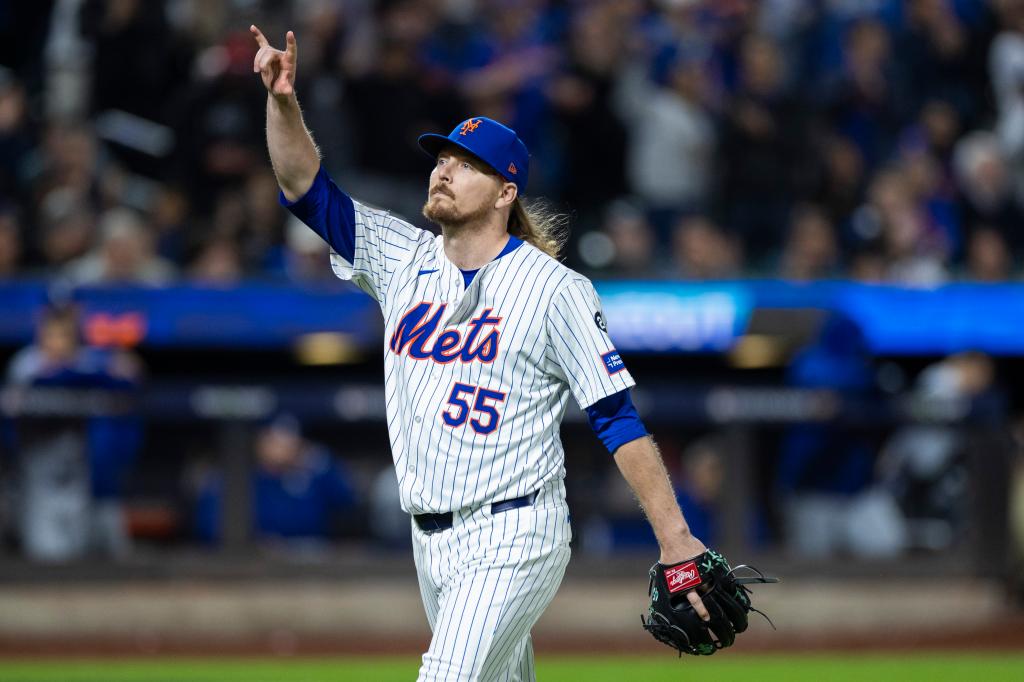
<box><xmin>418</xmin><ymin>117</ymin><xmax>530</xmax><ymax>194</ymax></box>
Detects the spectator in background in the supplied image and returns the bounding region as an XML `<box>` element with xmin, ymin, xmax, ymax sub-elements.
<box><xmin>170</xmin><ymin>29</ymin><xmax>264</xmax><ymax>214</ymax></box>
<box><xmin>150</xmin><ymin>185</ymin><xmax>191</xmax><ymax>263</ymax></box>
<box><xmin>777</xmin><ymin>313</ymin><xmax>905</xmax><ymax>557</ymax></box>
<box><xmin>952</xmin><ymin>130</ymin><xmax>1023</xmax><ymax>249</ymax></box>
<box><xmin>964</xmin><ymin>226</ymin><xmax>1014</xmax><ymax>281</ymax></box>
<box><xmin>30</xmin><ymin>121</ymin><xmax>101</xmax><ymax>211</ymax></box>
<box><xmin>918</xmin><ymin>98</ymin><xmax>962</xmax><ymax>164</ymax></box>
<box><xmin>991</xmin><ymin>0</ymin><xmax>1024</xmax><ymax>205</ymax></box>
<box><xmin>0</xmin><ymin>206</ymin><xmax>23</xmax><ymax>277</ymax></box>
<box><xmin>900</xmin><ymin>104</ymin><xmax>965</xmax><ymax>264</ymax></box>
<box><xmin>194</xmin><ymin>414</ymin><xmax>357</xmax><ymax>547</ymax></box>
<box><xmin>718</xmin><ymin>33</ymin><xmax>813</xmax><ymax>260</ymax></box>
<box><xmin>38</xmin><ymin>195</ymin><xmax>96</xmax><ymax>269</ymax></box>
<box><xmin>813</xmin><ymin>135</ymin><xmax>867</xmax><ymax>228</ymax></box>
<box><xmin>0</xmin><ymin>0</ymin><xmax>1018</xmax><ymax>283</ymax></box>
<box><xmin>282</xmin><ymin>215</ymin><xmax>336</xmax><ymax>285</ymax></box>
<box><xmin>848</xmin><ymin>245</ymin><xmax>889</xmax><ymax>283</ymax></box>
<box><xmin>288</xmin><ymin>0</ymin><xmax>354</xmax><ymax>176</ymax></box>
<box><xmin>578</xmin><ymin>431</ymin><xmax>766</xmax><ymax>554</ymax></box>
<box><xmin>897</xmin><ymin>0</ymin><xmax>989</xmax><ymax>126</ymax></box>
<box><xmin>850</xmin><ymin>166</ymin><xmax>950</xmax><ymax>285</ymax></box>
<box><xmin>674</xmin><ymin>436</ymin><xmax>724</xmax><ymax>547</ymax></box>
<box><xmin>63</xmin><ymin>207</ymin><xmax>176</xmax><ymax>285</ymax></box>
<box><xmin>79</xmin><ymin>0</ymin><xmax>188</xmax><ymax>124</ymax></box>
<box><xmin>187</xmin><ymin>235</ymin><xmax>243</xmax><ymax>286</ymax></box>
<box><xmin>647</xmin><ymin>0</ymin><xmax>708</xmax><ymax>54</ymax></box>
<box><xmin>548</xmin><ymin>2</ymin><xmax>629</xmax><ymax>228</ymax></box>
<box><xmin>670</xmin><ymin>215</ymin><xmax>742</xmax><ymax>280</ymax></box>
<box><xmin>899</xmin><ymin>137</ymin><xmax>961</xmax><ymax>259</ymax></box>
<box><xmin>209</xmin><ymin>190</ymin><xmax>247</xmax><ymax>242</ymax></box>
<box><xmin>878</xmin><ymin>352</ymin><xmax>999</xmax><ymax>552</ymax></box>
<box><xmin>674</xmin><ymin>434</ymin><xmax>769</xmax><ymax>549</ymax></box>
<box><xmin>343</xmin><ymin>2</ymin><xmax>462</xmax><ymax>223</ymax></box>
<box><xmin>619</xmin><ymin>42</ymin><xmax>715</xmax><ymax>235</ymax></box>
<box><xmin>242</xmin><ymin>169</ymin><xmax>287</xmax><ymax>273</ymax></box>
<box><xmin>824</xmin><ymin>19</ymin><xmax>905</xmax><ymax>173</ymax></box>
<box><xmin>778</xmin><ymin>204</ymin><xmax>840</xmax><ymax>280</ymax></box>
<box><xmin>0</xmin><ymin>70</ymin><xmax>34</xmax><ymax>200</ymax></box>
<box><xmin>454</xmin><ymin>0</ymin><xmax>558</xmax><ymax>140</ymax></box>
<box><xmin>598</xmin><ymin>200</ymin><xmax>657</xmax><ymax>278</ymax></box>
<box><xmin>5</xmin><ymin>303</ymin><xmax>143</xmax><ymax>561</ymax></box>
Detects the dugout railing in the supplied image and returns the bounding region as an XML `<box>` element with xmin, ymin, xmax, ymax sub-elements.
<box><xmin>0</xmin><ymin>382</ymin><xmax>1013</xmax><ymax>590</ymax></box>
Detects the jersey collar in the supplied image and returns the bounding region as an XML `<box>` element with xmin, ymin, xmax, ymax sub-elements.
<box><xmin>460</xmin><ymin>235</ymin><xmax>523</xmax><ymax>285</ymax></box>
<box><xmin>441</xmin><ymin>234</ymin><xmax>527</xmax><ymax>325</ymax></box>
<box><xmin>493</xmin><ymin>234</ymin><xmax>524</xmax><ymax>261</ymax></box>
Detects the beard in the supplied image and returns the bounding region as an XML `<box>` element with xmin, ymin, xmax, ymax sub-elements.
<box><xmin>422</xmin><ymin>190</ymin><xmax>493</xmax><ymax>228</ymax></box>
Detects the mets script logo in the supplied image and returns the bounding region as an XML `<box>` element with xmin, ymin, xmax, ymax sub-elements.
<box><xmin>459</xmin><ymin>118</ymin><xmax>482</xmax><ymax>136</ymax></box>
<box><xmin>390</xmin><ymin>302</ymin><xmax>501</xmax><ymax>364</ymax></box>
<box><xmin>664</xmin><ymin>562</ymin><xmax>702</xmax><ymax>593</ymax></box>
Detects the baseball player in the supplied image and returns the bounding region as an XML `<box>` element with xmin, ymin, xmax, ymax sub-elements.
<box><xmin>252</xmin><ymin>26</ymin><xmax>712</xmax><ymax>681</ymax></box>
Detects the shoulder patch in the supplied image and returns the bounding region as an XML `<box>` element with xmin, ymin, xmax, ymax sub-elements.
<box><xmin>601</xmin><ymin>350</ymin><xmax>625</xmax><ymax>375</ymax></box>
<box><xmin>594</xmin><ymin>311</ymin><xmax>607</xmax><ymax>333</ymax></box>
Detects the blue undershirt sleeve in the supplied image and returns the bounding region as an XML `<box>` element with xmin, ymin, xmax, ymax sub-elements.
<box><xmin>585</xmin><ymin>388</ymin><xmax>648</xmax><ymax>454</ymax></box>
<box><xmin>279</xmin><ymin>165</ymin><xmax>356</xmax><ymax>263</ymax></box>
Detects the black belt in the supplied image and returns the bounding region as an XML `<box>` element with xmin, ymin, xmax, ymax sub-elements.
<box><xmin>414</xmin><ymin>492</ymin><xmax>537</xmax><ymax>534</ymax></box>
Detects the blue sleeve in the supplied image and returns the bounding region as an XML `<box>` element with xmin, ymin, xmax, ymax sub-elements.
<box><xmin>279</xmin><ymin>165</ymin><xmax>357</xmax><ymax>262</ymax></box>
<box><xmin>586</xmin><ymin>388</ymin><xmax>648</xmax><ymax>454</ymax></box>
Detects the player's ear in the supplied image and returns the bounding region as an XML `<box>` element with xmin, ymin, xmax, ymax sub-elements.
<box><xmin>495</xmin><ymin>181</ymin><xmax>517</xmax><ymax>210</ymax></box>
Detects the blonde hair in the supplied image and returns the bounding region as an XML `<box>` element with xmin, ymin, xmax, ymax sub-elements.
<box><xmin>507</xmin><ymin>197</ymin><xmax>570</xmax><ymax>260</ymax></box>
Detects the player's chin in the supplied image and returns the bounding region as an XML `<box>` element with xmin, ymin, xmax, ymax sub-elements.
<box><xmin>422</xmin><ymin>197</ymin><xmax>458</xmax><ymax>223</ymax></box>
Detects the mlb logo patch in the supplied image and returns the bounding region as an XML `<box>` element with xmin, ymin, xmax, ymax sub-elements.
<box><xmin>601</xmin><ymin>350</ymin><xmax>625</xmax><ymax>375</ymax></box>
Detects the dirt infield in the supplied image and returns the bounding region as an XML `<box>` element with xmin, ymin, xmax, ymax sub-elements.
<box><xmin>0</xmin><ymin>577</ymin><xmax>1021</xmax><ymax>657</ymax></box>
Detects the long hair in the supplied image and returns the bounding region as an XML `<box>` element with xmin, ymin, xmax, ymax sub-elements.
<box><xmin>507</xmin><ymin>197</ymin><xmax>570</xmax><ymax>260</ymax></box>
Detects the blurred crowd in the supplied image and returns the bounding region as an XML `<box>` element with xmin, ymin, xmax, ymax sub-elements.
<box><xmin>0</xmin><ymin>300</ymin><xmax>1012</xmax><ymax>562</ymax></box>
<box><xmin>2</xmin><ymin>0</ymin><xmax>1024</xmax><ymax>284</ymax></box>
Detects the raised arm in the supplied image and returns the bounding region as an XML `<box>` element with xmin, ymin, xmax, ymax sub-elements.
<box><xmin>251</xmin><ymin>25</ymin><xmax>319</xmax><ymax>201</ymax></box>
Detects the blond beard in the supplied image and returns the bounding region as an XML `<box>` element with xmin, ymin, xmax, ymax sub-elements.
<box><xmin>422</xmin><ymin>192</ymin><xmax>494</xmax><ymax>229</ymax></box>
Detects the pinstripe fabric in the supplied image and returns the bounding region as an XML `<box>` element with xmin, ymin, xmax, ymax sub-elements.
<box><xmin>411</xmin><ymin>479</ymin><xmax>571</xmax><ymax>682</ymax></box>
<box><xmin>310</xmin><ymin>197</ymin><xmax>633</xmax><ymax>680</ymax></box>
<box><xmin>328</xmin><ymin>200</ymin><xmax>635</xmax><ymax>515</ymax></box>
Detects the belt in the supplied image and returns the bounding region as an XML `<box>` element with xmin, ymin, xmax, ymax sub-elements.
<box><xmin>414</xmin><ymin>492</ymin><xmax>538</xmax><ymax>534</ymax></box>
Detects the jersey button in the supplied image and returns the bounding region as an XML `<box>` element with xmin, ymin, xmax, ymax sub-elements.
<box><xmin>415</xmin><ymin>416</ymin><xmax>422</xmax><ymax>423</ymax></box>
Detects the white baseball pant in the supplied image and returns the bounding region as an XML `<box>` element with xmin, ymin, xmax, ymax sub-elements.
<box><xmin>411</xmin><ymin>479</ymin><xmax>572</xmax><ymax>682</ymax></box>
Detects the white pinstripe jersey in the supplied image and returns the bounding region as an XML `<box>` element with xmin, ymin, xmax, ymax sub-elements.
<box><xmin>330</xmin><ymin>200</ymin><xmax>635</xmax><ymax>514</ymax></box>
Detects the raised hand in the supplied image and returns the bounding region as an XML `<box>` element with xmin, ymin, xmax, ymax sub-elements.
<box><xmin>251</xmin><ymin>25</ymin><xmax>297</xmax><ymax>99</ymax></box>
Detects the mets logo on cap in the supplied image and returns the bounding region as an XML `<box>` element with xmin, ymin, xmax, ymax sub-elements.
<box><xmin>417</xmin><ymin>116</ymin><xmax>531</xmax><ymax>193</ymax></box>
<box><xmin>459</xmin><ymin>119</ymin><xmax>482</xmax><ymax>136</ymax></box>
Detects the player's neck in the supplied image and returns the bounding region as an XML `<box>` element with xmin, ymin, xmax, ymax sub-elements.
<box><xmin>441</xmin><ymin>219</ymin><xmax>510</xmax><ymax>271</ymax></box>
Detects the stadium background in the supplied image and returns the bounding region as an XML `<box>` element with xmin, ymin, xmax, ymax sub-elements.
<box><xmin>1</xmin><ymin>0</ymin><xmax>1024</xmax><ymax>679</ymax></box>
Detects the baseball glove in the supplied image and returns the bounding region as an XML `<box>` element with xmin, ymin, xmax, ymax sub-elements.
<box><xmin>641</xmin><ymin>549</ymin><xmax>778</xmax><ymax>656</ymax></box>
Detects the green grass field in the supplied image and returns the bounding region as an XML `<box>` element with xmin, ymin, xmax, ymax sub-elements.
<box><xmin>1</xmin><ymin>654</ymin><xmax>1023</xmax><ymax>682</ymax></box>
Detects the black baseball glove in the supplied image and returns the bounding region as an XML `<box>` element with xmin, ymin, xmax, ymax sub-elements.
<box><xmin>641</xmin><ymin>549</ymin><xmax>778</xmax><ymax>656</ymax></box>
